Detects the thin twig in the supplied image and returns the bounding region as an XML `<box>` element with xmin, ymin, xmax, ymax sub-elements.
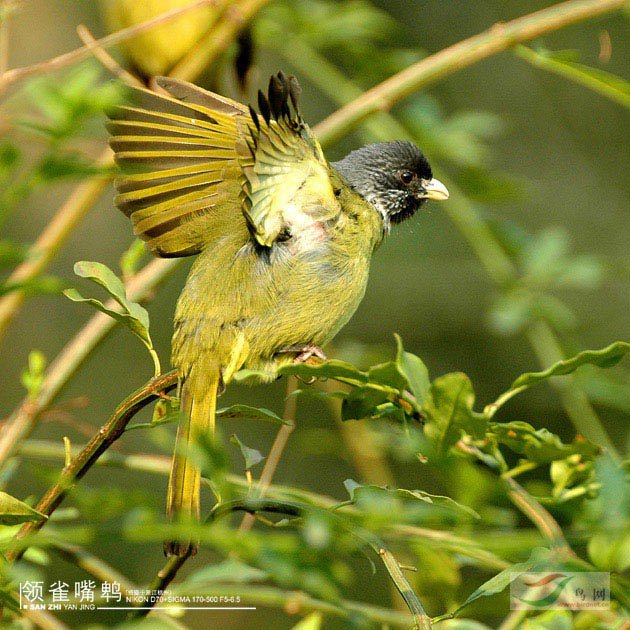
<box><xmin>314</xmin><ymin>0</ymin><xmax>628</xmax><ymax>145</ymax></box>
<box><xmin>134</xmin><ymin>499</ymin><xmax>431</xmax><ymax>627</ymax></box>
<box><xmin>5</xmin><ymin>371</ymin><xmax>178</xmax><ymax>562</ymax></box>
<box><xmin>142</xmin><ymin>375</ymin><xmax>300</xmax><ymax>601</ymax></box>
<box><xmin>0</xmin><ymin>0</ymin><xmax>10</xmax><ymax>75</ymax></box>
<box><xmin>503</xmin><ymin>476</ymin><xmax>576</xmax><ymax>559</ymax></box>
<box><xmin>238</xmin><ymin>375</ymin><xmax>299</xmax><ymax>532</ymax></box>
<box><xmin>0</xmin><ymin>0</ymin><xmax>219</xmax><ymax>93</ymax></box>
<box><xmin>76</xmin><ymin>24</ymin><xmax>143</xmax><ymax>88</ymax></box>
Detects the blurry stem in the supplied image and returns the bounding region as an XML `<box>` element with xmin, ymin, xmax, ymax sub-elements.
<box><xmin>52</xmin><ymin>542</ymin><xmax>136</xmax><ymax>590</ymax></box>
<box><xmin>8</xmin><ymin>601</ymin><xmax>69</xmax><ymax>630</ymax></box>
<box><xmin>0</xmin><ymin>1</ymin><xmax>9</xmax><ymax>75</ymax></box>
<box><xmin>526</xmin><ymin>321</ymin><xmax>619</xmax><ymax>459</ymax></box>
<box><xmin>4</xmin><ymin>371</ymin><xmax>178</xmax><ymax>562</ymax></box>
<box><xmin>76</xmin><ymin>24</ymin><xmax>143</xmax><ymax>88</ymax></box>
<box><xmin>514</xmin><ymin>44</ymin><xmax>630</xmax><ymax>108</ymax></box>
<box><xmin>18</xmin><ymin>439</ymin><xmax>514</xmax><ymax>573</ymax></box>
<box><xmin>304</xmin><ymin>14</ymin><xmax>614</xmax><ymax>451</ymax></box>
<box><xmin>314</xmin><ymin>0</ymin><xmax>628</xmax><ymax>145</ymax></box>
<box><xmin>0</xmin><ymin>156</ymin><xmax>113</xmax><ymax>340</ymax></box>
<box><xmin>391</xmin><ymin>525</ymin><xmax>509</xmax><ymax>571</ymax></box>
<box><xmin>147</xmin><ymin>583</ymin><xmax>415</xmax><ymax>626</ymax></box>
<box><xmin>238</xmin><ymin>375</ymin><xmax>299</xmax><ymax>532</ymax></box>
<box><xmin>211</xmin><ymin>500</ymin><xmax>431</xmax><ymax>629</ymax></box>
<box><xmin>0</xmin><ymin>0</ymin><xmax>218</xmax><ymax>93</ymax></box>
<box><xmin>151</xmin><ymin>376</ymin><xmax>301</xmax><ymax>599</ymax></box>
<box><xmin>274</xmin><ymin>35</ymin><xmax>402</xmax><ymax>142</ymax></box>
<box><xmin>503</xmin><ymin>476</ymin><xmax>575</xmax><ymax>558</ymax></box>
<box><xmin>169</xmin><ymin>0</ymin><xmax>271</xmax><ymax>81</ymax></box>
<box><xmin>0</xmin><ymin>257</ymin><xmax>180</xmax><ymax>472</ymax></box>
<box><xmin>321</xmin><ymin>378</ymin><xmax>396</xmax><ymax>486</ymax></box>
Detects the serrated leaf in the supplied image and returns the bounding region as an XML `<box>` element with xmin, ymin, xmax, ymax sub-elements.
<box><xmin>452</xmin><ymin>548</ymin><xmax>552</xmax><ymax>615</ymax></box>
<box><xmin>0</xmin><ymin>491</ymin><xmax>47</xmax><ymax>525</ymax></box>
<box><xmin>423</xmin><ymin>373</ymin><xmax>486</xmax><ymax>454</ymax></box>
<box><xmin>511</xmin><ymin>342</ymin><xmax>629</xmax><ymax>389</ymax></box>
<box><xmin>230</xmin><ymin>434</ymin><xmax>265</xmax><ymax>470</ymax></box>
<box><xmin>343</xmin><ymin>480</ymin><xmax>478</xmax><ymax>519</ymax></box>
<box><xmin>217</xmin><ymin>404</ymin><xmax>288</xmax><ymax>424</ymax></box>
<box><xmin>490</xmin><ymin>421</ymin><xmax>599</xmax><ymax>464</ymax></box>
<box><xmin>395</xmin><ymin>334</ymin><xmax>430</xmax><ymax>404</ymax></box>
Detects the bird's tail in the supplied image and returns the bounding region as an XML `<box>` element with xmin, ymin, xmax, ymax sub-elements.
<box><xmin>164</xmin><ymin>372</ymin><xmax>219</xmax><ymax>558</ymax></box>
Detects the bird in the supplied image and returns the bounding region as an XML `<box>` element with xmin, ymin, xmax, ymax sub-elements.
<box><xmin>107</xmin><ymin>72</ymin><xmax>448</xmax><ymax>557</ymax></box>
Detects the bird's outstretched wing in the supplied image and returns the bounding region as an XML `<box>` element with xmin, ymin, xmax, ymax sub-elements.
<box><xmin>108</xmin><ymin>74</ymin><xmax>338</xmax><ymax>256</ymax></box>
<box><xmin>236</xmin><ymin>72</ymin><xmax>339</xmax><ymax>247</ymax></box>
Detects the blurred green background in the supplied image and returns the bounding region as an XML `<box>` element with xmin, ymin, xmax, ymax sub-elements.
<box><xmin>1</xmin><ymin>0</ymin><xmax>628</xmax><ymax>627</ymax></box>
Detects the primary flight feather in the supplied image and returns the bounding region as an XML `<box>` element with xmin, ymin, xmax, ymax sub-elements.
<box><xmin>108</xmin><ymin>72</ymin><xmax>448</xmax><ymax>556</ymax></box>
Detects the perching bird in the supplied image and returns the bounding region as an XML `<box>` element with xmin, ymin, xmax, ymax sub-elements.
<box><xmin>108</xmin><ymin>73</ymin><xmax>448</xmax><ymax>557</ymax></box>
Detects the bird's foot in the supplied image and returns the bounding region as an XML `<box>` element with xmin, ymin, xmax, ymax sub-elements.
<box><xmin>294</xmin><ymin>345</ymin><xmax>327</xmax><ymax>365</ymax></box>
<box><xmin>276</xmin><ymin>344</ymin><xmax>327</xmax><ymax>365</ymax></box>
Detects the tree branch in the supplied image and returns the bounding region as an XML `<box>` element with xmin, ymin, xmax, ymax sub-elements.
<box><xmin>0</xmin><ymin>0</ymin><xmax>219</xmax><ymax>93</ymax></box>
<box><xmin>4</xmin><ymin>371</ymin><xmax>178</xmax><ymax>562</ymax></box>
<box><xmin>314</xmin><ymin>0</ymin><xmax>627</xmax><ymax>145</ymax></box>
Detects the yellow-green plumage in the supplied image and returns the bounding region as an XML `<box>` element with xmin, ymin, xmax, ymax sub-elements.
<box><xmin>109</xmin><ymin>75</ymin><xmax>386</xmax><ymax>557</ymax></box>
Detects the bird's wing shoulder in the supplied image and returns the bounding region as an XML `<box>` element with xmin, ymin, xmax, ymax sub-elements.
<box><xmin>237</xmin><ymin>72</ymin><xmax>340</xmax><ymax>248</ymax></box>
<box><xmin>107</xmin><ymin>78</ymin><xmax>248</xmax><ymax>257</ymax></box>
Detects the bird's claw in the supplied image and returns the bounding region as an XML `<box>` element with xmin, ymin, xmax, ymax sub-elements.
<box><xmin>294</xmin><ymin>345</ymin><xmax>327</xmax><ymax>364</ymax></box>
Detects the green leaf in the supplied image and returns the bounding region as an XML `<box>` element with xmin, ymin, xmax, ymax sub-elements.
<box><xmin>423</xmin><ymin>373</ymin><xmax>486</xmax><ymax>454</ymax></box>
<box><xmin>183</xmin><ymin>558</ymin><xmax>267</xmax><ymax>584</ymax></box>
<box><xmin>64</xmin><ymin>288</ymin><xmax>151</xmax><ymax>346</ymax></box>
<box><xmin>21</xmin><ymin>350</ymin><xmax>46</xmax><ymax>398</ymax></box>
<box><xmin>279</xmin><ymin>359</ymin><xmax>369</xmax><ymax>383</ymax></box>
<box><xmin>65</xmin><ymin>260</ymin><xmax>156</xmax><ymax>365</ymax></box>
<box><xmin>0</xmin><ymin>491</ymin><xmax>47</xmax><ymax>525</ymax></box>
<box><xmin>343</xmin><ymin>479</ymin><xmax>479</xmax><ymax>519</ymax></box>
<box><xmin>511</xmin><ymin>342</ymin><xmax>629</xmax><ymax>389</ymax></box>
<box><xmin>230</xmin><ymin>434</ymin><xmax>265</xmax><ymax>470</ymax></box>
<box><xmin>516</xmin><ymin>46</ymin><xmax>630</xmax><ymax>108</ymax></box>
<box><xmin>490</xmin><ymin>421</ymin><xmax>599</xmax><ymax>464</ymax></box>
<box><xmin>73</xmin><ymin>260</ymin><xmax>149</xmax><ymax>332</ymax></box>
<box><xmin>340</xmin><ymin>386</ymin><xmax>390</xmax><ymax>421</ymax></box>
<box><xmin>217</xmin><ymin>404</ymin><xmax>288</xmax><ymax>424</ymax></box>
<box><xmin>452</xmin><ymin>548</ymin><xmax>552</xmax><ymax>615</ymax></box>
<box><xmin>395</xmin><ymin>334</ymin><xmax>430</xmax><ymax>405</ymax></box>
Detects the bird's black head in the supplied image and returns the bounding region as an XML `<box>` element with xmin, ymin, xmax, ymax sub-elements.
<box><xmin>332</xmin><ymin>141</ymin><xmax>448</xmax><ymax>229</ymax></box>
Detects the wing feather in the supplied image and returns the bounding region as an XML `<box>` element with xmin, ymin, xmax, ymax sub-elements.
<box><xmin>108</xmin><ymin>74</ymin><xmax>338</xmax><ymax>256</ymax></box>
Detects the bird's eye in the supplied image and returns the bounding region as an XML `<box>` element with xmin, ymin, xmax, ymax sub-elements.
<box><xmin>400</xmin><ymin>171</ymin><xmax>414</xmax><ymax>185</ymax></box>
